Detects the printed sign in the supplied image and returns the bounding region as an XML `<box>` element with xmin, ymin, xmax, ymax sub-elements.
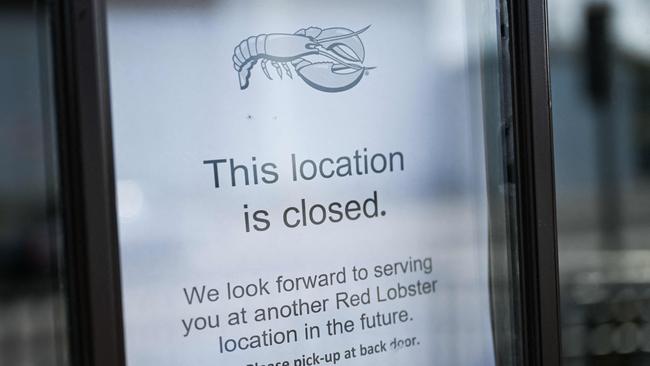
<box><xmin>107</xmin><ymin>1</ymin><xmax>495</xmax><ymax>365</ymax></box>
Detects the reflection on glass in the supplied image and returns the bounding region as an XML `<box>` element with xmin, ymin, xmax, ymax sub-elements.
<box><xmin>549</xmin><ymin>0</ymin><xmax>650</xmax><ymax>364</ymax></box>
<box><xmin>0</xmin><ymin>1</ymin><xmax>69</xmax><ymax>365</ymax></box>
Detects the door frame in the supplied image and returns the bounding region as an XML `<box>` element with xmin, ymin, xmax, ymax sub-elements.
<box><xmin>50</xmin><ymin>0</ymin><xmax>125</xmax><ymax>365</ymax></box>
<box><xmin>508</xmin><ymin>0</ymin><xmax>562</xmax><ymax>364</ymax></box>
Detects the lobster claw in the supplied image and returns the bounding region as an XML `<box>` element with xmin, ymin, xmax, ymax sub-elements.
<box><xmin>294</xmin><ymin>60</ymin><xmax>366</xmax><ymax>93</ymax></box>
<box><xmin>295</xmin><ymin>26</ymin><xmax>368</xmax><ymax>63</ymax></box>
<box><xmin>317</xmin><ymin>28</ymin><xmax>366</xmax><ymax>63</ymax></box>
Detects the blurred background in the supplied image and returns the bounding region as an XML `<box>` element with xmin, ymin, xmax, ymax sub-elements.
<box><xmin>0</xmin><ymin>1</ymin><xmax>69</xmax><ymax>365</ymax></box>
<box><xmin>548</xmin><ymin>0</ymin><xmax>650</xmax><ymax>364</ymax></box>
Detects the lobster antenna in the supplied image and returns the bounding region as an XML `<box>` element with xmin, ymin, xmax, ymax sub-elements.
<box><xmin>316</xmin><ymin>25</ymin><xmax>371</xmax><ymax>43</ymax></box>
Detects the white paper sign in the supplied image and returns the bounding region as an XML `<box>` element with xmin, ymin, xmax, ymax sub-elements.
<box><xmin>108</xmin><ymin>1</ymin><xmax>495</xmax><ymax>365</ymax></box>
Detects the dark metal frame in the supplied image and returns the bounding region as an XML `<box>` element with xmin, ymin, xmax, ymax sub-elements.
<box><xmin>508</xmin><ymin>0</ymin><xmax>562</xmax><ymax>365</ymax></box>
<box><xmin>49</xmin><ymin>0</ymin><xmax>561</xmax><ymax>365</ymax></box>
<box><xmin>50</xmin><ymin>0</ymin><xmax>125</xmax><ymax>365</ymax></box>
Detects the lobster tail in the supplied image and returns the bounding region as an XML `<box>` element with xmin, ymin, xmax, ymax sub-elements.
<box><xmin>233</xmin><ymin>34</ymin><xmax>268</xmax><ymax>89</ymax></box>
<box><xmin>237</xmin><ymin>59</ymin><xmax>257</xmax><ymax>90</ymax></box>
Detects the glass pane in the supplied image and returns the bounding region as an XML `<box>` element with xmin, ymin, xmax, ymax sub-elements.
<box><xmin>105</xmin><ymin>1</ymin><xmax>521</xmax><ymax>365</ymax></box>
<box><xmin>0</xmin><ymin>1</ymin><xmax>69</xmax><ymax>365</ymax></box>
<box><xmin>548</xmin><ymin>0</ymin><xmax>650</xmax><ymax>364</ymax></box>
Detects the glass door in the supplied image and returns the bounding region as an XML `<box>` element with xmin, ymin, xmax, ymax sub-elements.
<box><xmin>47</xmin><ymin>0</ymin><xmax>562</xmax><ymax>365</ymax></box>
<box><xmin>102</xmin><ymin>1</ymin><xmax>524</xmax><ymax>365</ymax></box>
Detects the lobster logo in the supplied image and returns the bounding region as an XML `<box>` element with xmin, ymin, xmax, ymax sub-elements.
<box><xmin>232</xmin><ymin>25</ymin><xmax>374</xmax><ymax>93</ymax></box>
